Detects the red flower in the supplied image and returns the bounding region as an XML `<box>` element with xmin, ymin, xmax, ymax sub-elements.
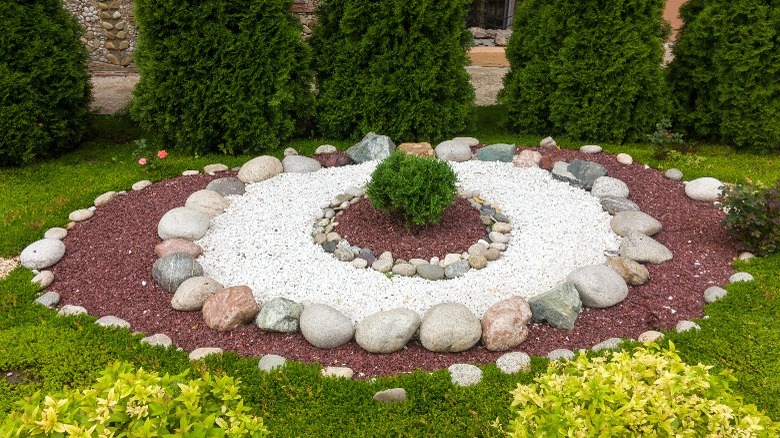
<box><xmin>157</xmin><ymin>150</ymin><xmax>168</xmax><ymax>159</ymax></box>
<box><xmin>138</xmin><ymin>158</ymin><xmax>147</xmax><ymax>165</ymax></box>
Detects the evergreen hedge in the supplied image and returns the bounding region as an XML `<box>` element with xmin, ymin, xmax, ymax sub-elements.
<box><xmin>131</xmin><ymin>0</ymin><xmax>313</xmax><ymax>156</ymax></box>
<box><xmin>311</xmin><ymin>0</ymin><xmax>475</xmax><ymax>143</ymax></box>
<box><xmin>668</xmin><ymin>0</ymin><xmax>780</xmax><ymax>151</ymax></box>
<box><xmin>500</xmin><ymin>0</ymin><xmax>670</xmax><ymax>143</ymax></box>
<box><xmin>0</xmin><ymin>0</ymin><xmax>91</xmax><ymax>166</ymax></box>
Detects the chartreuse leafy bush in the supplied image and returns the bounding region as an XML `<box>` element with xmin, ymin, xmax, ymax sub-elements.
<box><xmin>0</xmin><ymin>0</ymin><xmax>91</xmax><ymax>166</ymax></box>
<box><xmin>311</xmin><ymin>0</ymin><xmax>475</xmax><ymax>142</ymax></box>
<box><xmin>0</xmin><ymin>361</ymin><xmax>269</xmax><ymax>437</ymax></box>
<box><xmin>131</xmin><ymin>0</ymin><xmax>313</xmax><ymax>156</ymax></box>
<box><xmin>668</xmin><ymin>0</ymin><xmax>780</xmax><ymax>151</ymax></box>
<box><xmin>722</xmin><ymin>179</ymin><xmax>780</xmax><ymax>256</ymax></box>
<box><xmin>506</xmin><ymin>344</ymin><xmax>780</xmax><ymax>437</ymax></box>
<box><xmin>366</xmin><ymin>151</ymin><xmax>457</xmax><ymax>227</ymax></box>
<box><xmin>500</xmin><ymin>0</ymin><xmax>670</xmax><ymax>143</ymax></box>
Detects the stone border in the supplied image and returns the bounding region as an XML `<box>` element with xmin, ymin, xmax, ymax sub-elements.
<box><xmin>19</xmin><ymin>136</ymin><xmax>748</xmax><ymax>378</ymax></box>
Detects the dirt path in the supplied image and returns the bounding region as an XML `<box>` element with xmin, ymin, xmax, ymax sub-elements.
<box><xmin>89</xmin><ymin>67</ymin><xmax>508</xmax><ymax>114</ymax></box>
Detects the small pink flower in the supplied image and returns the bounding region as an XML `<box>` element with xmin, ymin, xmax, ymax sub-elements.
<box><xmin>138</xmin><ymin>158</ymin><xmax>147</xmax><ymax>165</ymax></box>
<box><xmin>157</xmin><ymin>150</ymin><xmax>168</xmax><ymax>159</ymax></box>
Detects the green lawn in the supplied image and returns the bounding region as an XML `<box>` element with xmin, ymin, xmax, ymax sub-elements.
<box><xmin>1</xmin><ymin>108</ymin><xmax>778</xmax><ymax>434</ymax></box>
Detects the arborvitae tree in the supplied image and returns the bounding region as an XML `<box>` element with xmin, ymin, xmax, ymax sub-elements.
<box><xmin>311</xmin><ymin>0</ymin><xmax>475</xmax><ymax>143</ymax></box>
<box><xmin>0</xmin><ymin>0</ymin><xmax>91</xmax><ymax>166</ymax></box>
<box><xmin>131</xmin><ymin>0</ymin><xmax>313</xmax><ymax>155</ymax></box>
<box><xmin>500</xmin><ymin>0</ymin><xmax>671</xmax><ymax>143</ymax></box>
<box><xmin>668</xmin><ymin>0</ymin><xmax>780</xmax><ymax>151</ymax></box>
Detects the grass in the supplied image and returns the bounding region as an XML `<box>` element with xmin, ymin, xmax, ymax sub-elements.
<box><xmin>1</xmin><ymin>108</ymin><xmax>779</xmax><ymax>434</ymax></box>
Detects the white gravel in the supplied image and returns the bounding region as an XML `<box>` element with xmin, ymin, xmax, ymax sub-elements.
<box><xmin>196</xmin><ymin>160</ymin><xmax>621</xmax><ymax>322</ymax></box>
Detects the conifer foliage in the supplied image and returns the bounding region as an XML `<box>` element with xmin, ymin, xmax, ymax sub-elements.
<box><xmin>131</xmin><ymin>0</ymin><xmax>313</xmax><ymax>155</ymax></box>
<box><xmin>668</xmin><ymin>0</ymin><xmax>780</xmax><ymax>151</ymax></box>
<box><xmin>311</xmin><ymin>0</ymin><xmax>475</xmax><ymax>143</ymax></box>
<box><xmin>0</xmin><ymin>0</ymin><xmax>92</xmax><ymax>166</ymax></box>
<box><xmin>500</xmin><ymin>0</ymin><xmax>670</xmax><ymax>143</ymax></box>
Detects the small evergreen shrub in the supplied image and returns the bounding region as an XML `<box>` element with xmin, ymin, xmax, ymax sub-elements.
<box><xmin>647</xmin><ymin>118</ymin><xmax>685</xmax><ymax>159</ymax></box>
<box><xmin>0</xmin><ymin>361</ymin><xmax>269</xmax><ymax>437</ymax></box>
<box><xmin>668</xmin><ymin>0</ymin><xmax>780</xmax><ymax>151</ymax></box>
<box><xmin>311</xmin><ymin>0</ymin><xmax>475</xmax><ymax>143</ymax></box>
<box><xmin>366</xmin><ymin>151</ymin><xmax>457</xmax><ymax>227</ymax></box>
<box><xmin>506</xmin><ymin>344</ymin><xmax>780</xmax><ymax>436</ymax></box>
<box><xmin>722</xmin><ymin>179</ymin><xmax>780</xmax><ymax>256</ymax></box>
<box><xmin>0</xmin><ymin>0</ymin><xmax>91</xmax><ymax>166</ymax></box>
<box><xmin>500</xmin><ymin>0</ymin><xmax>670</xmax><ymax>143</ymax></box>
<box><xmin>131</xmin><ymin>0</ymin><xmax>313</xmax><ymax>156</ymax></box>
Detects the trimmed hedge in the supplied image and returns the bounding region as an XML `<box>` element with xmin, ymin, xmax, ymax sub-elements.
<box><xmin>668</xmin><ymin>0</ymin><xmax>780</xmax><ymax>151</ymax></box>
<box><xmin>131</xmin><ymin>0</ymin><xmax>313</xmax><ymax>156</ymax></box>
<box><xmin>0</xmin><ymin>0</ymin><xmax>91</xmax><ymax>166</ymax></box>
<box><xmin>311</xmin><ymin>0</ymin><xmax>475</xmax><ymax>143</ymax></box>
<box><xmin>500</xmin><ymin>0</ymin><xmax>670</xmax><ymax>143</ymax></box>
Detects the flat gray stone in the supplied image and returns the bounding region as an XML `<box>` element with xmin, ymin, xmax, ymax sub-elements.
<box><xmin>203</xmin><ymin>163</ymin><xmax>229</xmax><ymax>174</ymax></box>
<box><xmin>420</xmin><ymin>302</ymin><xmax>481</xmax><ymax>353</ymax></box>
<box><xmin>620</xmin><ymin>231</ymin><xmax>673</xmax><ymax>264</ymax></box>
<box><xmin>551</xmin><ymin>161</ymin><xmax>578</xmax><ymax>185</ymax></box>
<box><xmin>206</xmin><ymin>177</ymin><xmax>246</xmax><ymax>196</ymax></box>
<box><xmin>496</xmin><ymin>351</ymin><xmax>531</xmax><ymax>374</ymax></box>
<box><xmin>567</xmin><ymin>159</ymin><xmax>608</xmax><ymax>190</ymax></box>
<box><xmin>171</xmin><ymin>276</ymin><xmax>224</xmax><ymax>311</ymax></box>
<box><xmin>300</xmin><ymin>303</ymin><xmax>354</xmax><ymax>349</ymax></box>
<box><xmin>152</xmin><ymin>252</ymin><xmax>204</xmax><ymax>292</ymax></box>
<box><xmin>444</xmin><ymin>260</ymin><xmax>470</xmax><ymax>278</ymax></box>
<box><xmin>579</xmin><ymin>145</ymin><xmax>602</xmax><ymax>154</ymax></box>
<box><xmin>448</xmin><ymin>363</ymin><xmax>482</xmax><ymax>386</ymax></box>
<box><xmin>31</xmin><ymin>270</ymin><xmax>54</xmax><ymax>288</ymax></box>
<box><xmin>610</xmin><ymin>211</ymin><xmax>663</xmax><ymax>237</ymax></box>
<box><xmin>69</xmin><ymin>208</ymin><xmax>94</xmax><ymax>222</ymax></box>
<box><xmin>141</xmin><ymin>334</ymin><xmax>173</xmax><ymax>348</ymax></box>
<box><xmin>685</xmin><ymin>177</ymin><xmax>723</xmax><ymax>201</ymax></box>
<box><xmin>567</xmin><ymin>265</ymin><xmax>628</xmax><ymax>308</ymax></box>
<box><xmin>730</xmin><ymin>272</ymin><xmax>754</xmax><ymax>283</ymax></box>
<box><xmin>373</xmin><ymin>388</ymin><xmax>407</xmax><ymax>404</ymax></box>
<box><xmin>132</xmin><ymin>180</ymin><xmax>152</xmax><ymax>191</ymax></box>
<box><xmin>665</xmin><ymin>168</ymin><xmax>683</xmax><ymax>181</ymax></box>
<box><xmin>591</xmin><ymin>177</ymin><xmax>629</xmax><ymax>199</ymax></box>
<box><xmin>527</xmin><ymin>282</ymin><xmax>582</xmax><ymax>330</ymax></box>
<box><xmin>391</xmin><ymin>263</ymin><xmax>416</xmax><ymax>276</ymax></box>
<box><xmin>258</xmin><ymin>354</ymin><xmax>287</xmax><ymax>372</ymax></box>
<box><xmin>434</xmin><ymin>139</ymin><xmax>473</xmax><ymax>162</ymax></box>
<box><xmin>189</xmin><ymin>347</ymin><xmax>223</xmax><ymax>361</ymax></box>
<box><xmin>282</xmin><ymin>155</ymin><xmax>322</xmax><ymax>173</ymax></box>
<box><xmin>600</xmin><ymin>196</ymin><xmax>640</xmax><ymax>214</ymax></box>
<box><xmin>548</xmin><ymin>349</ymin><xmax>575</xmax><ymax>361</ymax></box>
<box><xmin>237</xmin><ymin>155</ymin><xmax>283</xmax><ymax>183</ymax></box>
<box><xmin>94</xmin><ymin>191</ymin><xmax>118</xmax><ymax>207</ymax></box>
<box><xmin>372</xmin><ymin>259</ymin><xmax>393</xmax><ymax>273</ymax></box>
<box><xmin>185</xmin><ymin>189</ymin><xmax>229</xmax><ymax>218</ymax></box>
<box><xmin>96</xmin><ymin>315</ymin><xmax>130</xmax><ymax>329</ymax></box>
<box><xmin>255</xmin><ymin>297</ymin><xmax>304</xmax><ymax>333</ymax></box>
<box><xmin>591</xmin><ymin>337</ymin><xmax>623</xmax><ymax>352</ymax></box>
<box><xmin>57</xmin><ymin>304</ymin><xmax>87</xmax><ymax>316</ymax></box>
<box><xmin>346</xmin><ymin>132</ymin><xmax>395</xmax><ymax>163</ymax></box>
<box><xmin>417</xmin><ymin>264</ymin><xmax>445</xmax><ymax>281</ymax></box>
<box><xmin>44</xmin><ymin>227</ymin><xmax>67</xmax><ymax>240</ymax></box>
<box><xmin>355</xmin><ymin>308</ymin><xmax>421</xmax><ymax>353</ymax></box>
<box><xmin>704</xmin><ymin>286</ymin><xmax>727</xmax><ymax>303</ymax></box>
<box><xmin>20</xmin><ymin>239</ymin><xmax>66</xmax><ymax>270</ymax></box>
<box><xmin>476</xmin><ymin>143</ymin><xmax>515</xmax><ymax>162</ymax></box>
<box><xmin>34</xmin><ymin>291</ymin><xmax>60</xmax><ymax>308</ymax></box>
<box><xmin>157</xmin><ymin>207</ymin><xmax>211</xmax><ymax>241</ymax></box>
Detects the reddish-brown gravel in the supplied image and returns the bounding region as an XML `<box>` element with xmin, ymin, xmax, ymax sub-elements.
<box><xmin>50</xmin><ymin>150</ymin><xmax>738</xmax><ymax>377</ymax></box>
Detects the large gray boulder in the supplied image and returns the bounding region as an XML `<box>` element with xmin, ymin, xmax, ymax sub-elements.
<box><xmin>355</xmin><ymin>308</ymin><xmax>421</xmax><ymax>353</ymax></box>
<box><xmin>434</xmin><ymin>139</ymin><xmax>473</xmax><ymax>162</ymax></box>
<box><xmin>299</xmin><ymin>303</ymin><xmax>355</xmax><ymax>349</ymax></box>
<box><xmin>255</xmin><ymin>297</ymin><xmax>304</xmax><ymax>333</ymax></box>
<box><xmin>20</xmin><ymin>239</ymin><xmax>66</xmax><ymax>270</ymax></box>
<box><xmin>152</xmin><ymin>252</ymin><xmax>204</xmax><ymax>292</ymax></box>
<box><xmin>567</xmin><ymin>265</ymin><xmax>629</xmax><ymax>308</ymax></box>
<box><xmin>206</xmin><ymin>177</ymin><xmax>246</xmax><ymax>196</ymax></box>
<box><xmin>282</xmin><ymin>155</ymin><xmax>322</xmax><ymax>173</ymax></box>
<box><xmin>171</xmin><ymin>276</ymin><xmax>224</xmax><ymax>311</ymax></box>
<box><xmin>157</xmin><ymin>207</ymin><xmax>211</xmax><ymax>241</ymax></box>
<box><xmin>620</xmin><ymin>230</ymin><xmax>673</xmax><ymax>264</ymax></box>
<box><xmin>346</xmin><ymin>132</ymin><xmax>396</xmax><ymax>163</ymax></box>
<box><xmin>685</xmin><ymin>177</ymin><xmax>723</xmax><ymax>201</ymax></box>
<box><xmin>527</xmin><ymin>282</ymin><xmax>582</xmax><ymax>330</ymax></box>
<box><xmin>610</xmin><ymin>211</ymin><xmax>663</xmax><ymax>237</ymax></box>
<box><xmin>591</xmin><ymin>176</ymin><xmax>629</xmax><ymax>199</ymax></box>
<box><xmin>185</xmin><ymin>189</ymin><xmax>229</xmax><ymax>218</ymax></box>
<box><xmin>551</xmin><ymin>161</ymin><xmax>578</xmax><ymax>185</ymax></box>
<box><xmin>237</xmin><ymin>156</ymin><xmax>283</xmax><ymax>183</ymax></box>
<box><xmin>567</xmin><ymin>159</ymin><xmax>607</xmax><ymax>190</ymax></box>
<box><xmin>419</xmin><ymin>302</ymin><xmax>481</xmax><ymax>353</ymax></box>
<box><xmin>476</xmin><ymin>143</ymin><xmax>515</xmax><ymax>162</ymax></box>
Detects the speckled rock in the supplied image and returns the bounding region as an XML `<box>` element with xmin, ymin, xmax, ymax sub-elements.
<box><xmin>591</xmin><ymin>177</ymin><xmax>629</xmax><ymax>199</ymax></box>
<box><xmin>258</xmin><ymin>354</ymin><xmax>287</xmax><ymax>372</ymax></box>
<box><xmin>300</xmin><ymin>303</ymin><xmax>355</xmax><ymax>349</ymax></box>
<box><xmin>527</xmin><ymin>282</ymin><xmax>582</xmax><ymax>330</ymax></box>
<box><xmin>57</xmin><ymin>304</ymin><xmax>87</xmax><ymax>316</ymax></box>
<box><xmin>96</xmin><ymin>315</ymin><xmax>130</xmax><ymax>329</ymax></box>
<box><xmin>496</xmin><ymin>351</ymin><xmax>531</xmax><ymax>374</ymax></box>
<box><xmin>676</xmin><ymin>320</ymin><xmax>701</xmax><ymax>332</ymax></box>
<box><xmin>591</xmin><ymin>337</ymin><xmax>623</xmax><ymax>352</ymax></box>
<box><xmin>141</xmin><ymin>334</ymin><xmax>173</xmax><ymax>347</ymax></box>
<box><xmin>600</xmin><ymin>196</ymin><xmax>640</xmax><ymax>214</ymax></box>
<box><xmin>132</xmin><ymin>180</ymin><xmax>152</xmax><ymax>191</ymax></box>
<box><xmin>420</xmin><ymin>302</ymin><xmax>482</xmax><ymax>353</ymax></box>
<box><xmin>480</xmin><ymin>296</ymin><xmax>532</xmax><ymax>351</ymax></box>
<box><xmin>704</xmin><ymin>286</ymin><xmax>728</xmax><ymax>303</ymax></box>
<box><xmin>202</xmin><ymin>286</ymin><xmax>260</xmax><ymax>332</ymax></box>
<box><xmin>548</xmin><ymin>349</ymin><xmax>575</xmax><ymax>361</ymax></box>
<box><xmin>315</xmin><ymin>144</ymin><xmax>337</xmax><ymax>154</ymax></box>
<box><xmin>665</xmin><ymin>168</ymin><xmax>683</xmax><ymax>181</ymax></box>
<box><xmin>355</xmin><ymin>308</ymin><xmax>421</xmax><ymax>353</ymax></box>
<box><xmin>580</xmin><ymin>145</ymin><xmax>602</xmax><ymax>154</ymax></box>
<box><xmin>152</xmin><ymin>252</ymin><xmax>204</xmax><ymax>292</ymax></box>
<box><xmin>346</xmin><ymin>132</ymin><xmax>396</xmax><ymax>163</ymax></box>
<box><xmin>255</xmin><ymin>297</ymin><xmax>304</xmax><ymax>333</ymax></box>
<box><xmin>448</xmin><ymin>363</ymin><xmax>482</xmax><ymax>386</ymax></box>
<box><xmin>34</xmin><ymin>291</ymin><xmax>60</xmax><ymax>308</ymax></box>
<box><xmin>616</xmin><ymin>153</ymin><xmax>633</xmax><ymax>165</ymax></box>
<box><xmin>610</xmin><ymin>211</ymin><xmax>663</xmax><ymax>237</ymax></box>
<box><xmin>638</xmin><ymin>331</ymin><xmax>664</xmax><ymax>343</ymax></box>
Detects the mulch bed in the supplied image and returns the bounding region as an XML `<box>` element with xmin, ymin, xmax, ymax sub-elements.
<box><xmin>50</xmin><ymin>148</ymin><xmax>739</xmax><ymax>377</ymax></box>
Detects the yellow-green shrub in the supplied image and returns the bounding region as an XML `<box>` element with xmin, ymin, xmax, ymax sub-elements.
<box><xmin>506</xmin><ymin>343</ymin><xmax>779</xmax><ymax>437</ymax></box>
<box><xmin>0</xmin><ymin>361</ymin><xmax>269</xmax><ymax>437</ymax></box>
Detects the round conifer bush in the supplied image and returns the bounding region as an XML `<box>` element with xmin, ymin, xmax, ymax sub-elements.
<box><xmin>0</xmin><ymin>0</ymin><xmax>92</xmax><ymax>166</ymax></box>
<box><xmin>500</xmin><ymin>0</ymin><xmax>670</xmax><ymax>143</ymax></box>
<box><xmin>311</xmin><ymin>0</ymin><xmax>475</xmax><ymax>143</ymax></box>
<box><xmin>668</xmin><ymin>0</ymin><xmax>780</xmax><ymax>151</ymax></box>
<box><xmin>366</xmin><ymin>151</ymin><xmax>458</xmax><ymax>227</ymax></box>
<box><xmin>131</xmin><ymin>0</ymin><xmax>314</xmax><ymax>156</ymax></box>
